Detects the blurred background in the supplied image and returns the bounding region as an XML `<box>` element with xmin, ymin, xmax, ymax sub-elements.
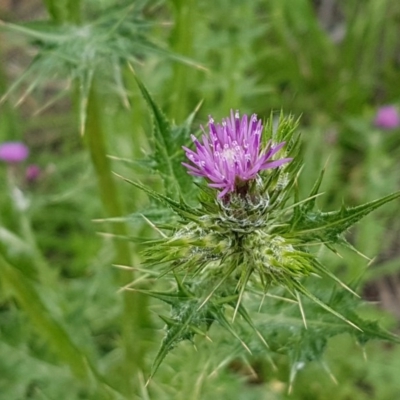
<box><xmin>0</xmin><ymin>0</ymin><xmax>400</xmax><ymax>399</ymax></box>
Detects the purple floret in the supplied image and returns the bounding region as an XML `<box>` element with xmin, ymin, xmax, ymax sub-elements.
<box><xmin>183</xmin><ymin>110</ymin><xmax>292</xmax><ymax>198</ymax></box>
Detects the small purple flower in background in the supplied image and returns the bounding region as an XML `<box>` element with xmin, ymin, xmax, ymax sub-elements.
<box><xmin>26</xmin><ymin>164</ymin><xmax>41</xmax><ymax>182</ymax></box>
<box><xmin>374</xmin><ymin>106</ymin><xmax>400</xmax><ymax>130</ymax></box>
<box><xmin>183</xmin><ymin>110</ymin><xmax>292</xmax><ymax>198</ymax></box>
<box><xmin>0</xmin><ymin>141</ymin><xmax>29</xmax><ymax>163</ymax></box>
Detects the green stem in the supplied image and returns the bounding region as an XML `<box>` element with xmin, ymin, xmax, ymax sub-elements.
<box><xmin>66</xmin><ymin>0</ymin><xmax>82</xmax><ymax>24</ymax></box>
<box><xmin>6</xmin><ymin>169</ymin><xmax>56</xmax><ymax>286</ymax></box>
<box><xmin>84</xmin><ymin>79</ymin><xmax>147</xmax><ymax>394</ymax></box>
<box><xmin>41</xmin><ymin>0</ymin><xmax>64</xmax><ymax>24</ymax></box>
<box><xmin>41</xmin><ymin>0</ymin><xmax>81</xmax><ymax>24</ymax></box>
<box><xmin>19</xmin><ymin>205</ymin><xmax>57</xmax><ymax>284</ymax></box>
<box><xmin>168</xmin><ymin>0</ymin><xmax>196</xmax><ymax>122</ymax></box>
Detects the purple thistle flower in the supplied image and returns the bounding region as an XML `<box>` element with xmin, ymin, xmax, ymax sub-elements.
<box><xmin>374</xmin><ymin>106</ymin><xmax>400</xmax><ymax>130</ymax></box>
<box><xmin>183</xmin><ymin>110</ymin><xmax>292</xmax><ymax>198</ymax></box>
<box><xmin>26</xmin><ymin>164</ymin><xmax>41</xmax><ymax>182</ymax></box>
<box><xmin>0</xmin><ymin>141</ymin><xmax>29</xmax><ymax>163</ymax></box>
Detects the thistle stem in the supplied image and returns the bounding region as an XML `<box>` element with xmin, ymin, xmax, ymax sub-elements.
<box><xmin>84</xmin><ymin>80</ymin><xmax>147</xmax><ymax>393</ymax></box>
<box><xmin>5</xmin><ymin>168</ymin><xmax>56</xmax><ymax>286</ymax></box>
<box><xmin>168</xmin><ymin>0</ymin><xmax>196</xmax><ymax>123</ymax></box>
<box><xmin>41</xmin><ymin>0</ymin><xmax>82</xmax><ymax>24</ymax></box>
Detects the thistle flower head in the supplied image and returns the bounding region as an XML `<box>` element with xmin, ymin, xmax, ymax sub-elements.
<box><xmin>26</xmin><ymin>164</ymin><xmax>41</xmax><ymax>181</ymax></box>
<box><xmin>183</xmin><ymin>110</ymin><xmax>292</xmax><ymax>198</ymax></box>
<box><xmin>0</xmin><ymin>142</ymin><xmax>29</xmax><ymax>163</ymax></box>
<box><xmin>374</xmin><ymin>105</ymin><xmax>400</xmax><ymax>130</ymax></box>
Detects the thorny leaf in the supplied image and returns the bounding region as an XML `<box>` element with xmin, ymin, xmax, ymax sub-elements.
<box><xmin>134</xmin><ymin>76</ymin><xmax>199</xmax><ymax>200</ymax></box>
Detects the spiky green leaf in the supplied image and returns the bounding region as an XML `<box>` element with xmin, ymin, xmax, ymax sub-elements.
<box><xmin>290</xmin><ymin>191</ymin><xmax>400</xmax><ymax>243</ymax></box>
<box><xmin>134</xmin><ymin>76</ymin><xmax>197</xmax><ymax>199</ymax></box>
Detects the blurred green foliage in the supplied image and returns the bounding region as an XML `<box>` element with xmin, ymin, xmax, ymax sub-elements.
<box><xmin>0</xmin><ymin>0</ymin><xmax>400</xmax><ymax>399</ymax></box>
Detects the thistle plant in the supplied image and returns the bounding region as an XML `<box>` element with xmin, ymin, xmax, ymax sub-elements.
<box><xmin>119</xmin><ymin>80</ymin><xmax>400</xmax><ymax>386</ymax></box>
